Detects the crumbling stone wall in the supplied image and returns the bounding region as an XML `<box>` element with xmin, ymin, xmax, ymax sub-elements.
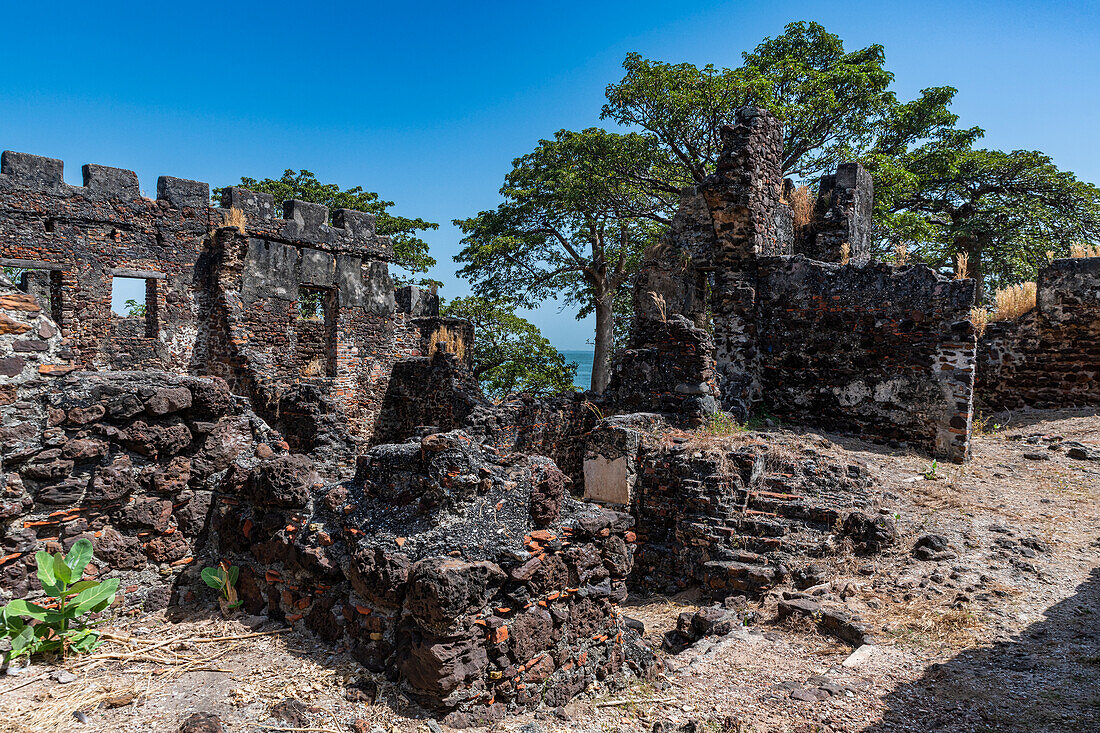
<box><xmin>211</xmin><ymin>431</ymin><xmax>654</xmax><ymax>720</ymax></box>
<box><xmin>794</xmin><ymin>163</ymin><xmax>874</xmax><ymax>264</ymax></box>
<box><xmin>977</xmin><ymin>257</ymin><xmax>1100</xmax><ymax>410</ymax></box>
<box><xmin>0</xmin><ymin>151</ymin><xmax>216</xmax><ymax>371</ymax></box>
<box><xmin>609</xmin><ymin>107</ymin><xmax>977</xmax><ymax>461</ymax></box>
<box><xmin>604</xmin><ymin>315</ymin><xmax>718</xmax><ymax>425</ymax></box>
<box><xmin>0</xmin><ymin>150</ymin><xmax>441</xmax><ymax>478</ymax></box>
<box><xmin>628</xmin><ymin>108</ymin><xmax>792</xmax><ymax>418</ymax></box>
<box><xmin>580</xmin><ymin>417</ymin><xmax>883</xmax><ymax>597</ymax></box>
<box><xmin>756</xmin><ymin>257</ymin><xmax>977</xmax><ymax>462</ymax></box>
<box><xmin>1</xmin><ymin>276</ymin><xmax>276</xmax><ymax>606</ymax></box>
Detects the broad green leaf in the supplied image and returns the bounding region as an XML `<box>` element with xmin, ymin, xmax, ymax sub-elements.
<box><xmin>35</xmin><ymin>551</ymin><xmax>56</xmax><ymax>588</ymax></box>
<box><xmin>65</xmin><ymin>539</ymin><xmax>93</xmax><ymax>578</ymax></box>
<box><xmin>4</xmin><ymin>599</ymin><xmax>49</xmax><ymax>621</ymax></box>
<box><xmin>70</xmin><ymin>630</ymin><xmax>101</xmax><ymax>653</ymax></box>
<box><xmin>66</xmin><ymin>580</ymin><xmax>98</xmax><ymax>596</ymax></box>
<box><xmin>52</xmin><ymin>553</ymin><xmax>72</xmax><ymax>585</ymax></box>
<box><xmin>10</xmin><ymin>624</ymin><xmax>34</xmax><ymax>652</ymax></box>
<box><xmin>227</xmin><ymin>566</ymin><xmax>239</xmax><ymax>586</ymax></box>
<box><xmin>71</xmin><ymin>578</ymin><xmax>118</xmax><ymax>613</ymax></box>
<box><xmin>201</xmin><ymin>567</ymin><xmax>225</xmax><ymax>589</ymax></box>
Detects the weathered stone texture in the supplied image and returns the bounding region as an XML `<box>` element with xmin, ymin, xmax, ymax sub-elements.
<box><xmin>977</xmin><ymin>257</ymin><xmax>1100</xmax><ymax>410</ymax></box>
<box><xmin>609</xmin><ymin>107</ymin><xmax>977</xmax><ymax>461</ymax></box>
<box><xmin>582</xmin><ymin>419</ymin><xmax>880</xmax><ymax>597</ymax></box>
<box><xmin>796</xmin><ymin>163</ymin><xmax>874</xmax><ymax>264</ymax></box>
<box><xmin>755</xmin><ymin>257</ymin><xmax>977</xmax><ymax>462</ymax></box>
<box><xmin>0</xmin><ymin>150</ymin><xmax>440</xmax><ymax>478</ymax></box>
<box><xmin>211</xmin><ymin>431</ymin><xmax>655</xmax><ymax>716</ymax></box>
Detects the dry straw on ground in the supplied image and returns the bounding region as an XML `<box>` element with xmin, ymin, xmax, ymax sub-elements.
<box><xmin>1070</xmin><ymin>242</ymin><xmax>1100</xmax><ymax>258</ymax></box>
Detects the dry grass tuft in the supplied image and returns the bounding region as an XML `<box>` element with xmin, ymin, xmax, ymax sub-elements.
<box><xmin>1070</xmin><ymin>242</ymin><xmax>1100</xmax><ymax>258</ymax></box>
<box><xmin>221</xmin><ymin>207</ymin><xmax>246</xmax><ymax>233</ymax></box>
<box><xmin>868</xmin><ymin>601</ymin><xmax>984</xmax><ymax>650</ymax></box>
<box><xmin>992</xmin><ymin>282</ymin><xmax>1037</xmax><ymax>321</ymax></box>
<box><xmin>839</xmin><ymin>242</ymin><xmax>851</xmax><ymax>265</ymax></box>
<box><xmin>955</xmin><ymin>252</ymin><xmax>969</xmax><ymax>280</ymax></box>
<box><xmin>893</xmin><ymin>243</ymin><xmax>909</xmax><ymax>265</ymax></box>
<box><xmin>788</xmin><ymin>185</ymin><xmax>814</xmax><ymax>230</ymax></box>
<box><xmin>429</xmin><ymin>324</ymin><xmax>467</xmax><ymax>361</ymax></box>
<box><xmin>5</xmin><ymin>678</ymin><xmax>145</xmax><ymax>733</ymax></box>
<box><xmin>649</xmin><ymin>291</ymin><xmax>668</xmax><ymax>322</ymax></box>
<box><xmin>970</xmin><ymin>306</ymin><xmax>990</xmax><ymax>337</ymax></box>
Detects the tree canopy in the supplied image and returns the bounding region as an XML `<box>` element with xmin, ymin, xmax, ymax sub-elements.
<box><xmin>441</xmin><ymin>296</ymin><xmax>576</xmax><ymax>399</ymax></box>
<box><xmin>456</xmin><ymin>21</ymin><xmax>1100</xmax><ymax>388</ymax></box>
<box><xmin>454</xmin><ymin>128</ymin><xmax>665</xmax><ymax>392</ymax></box>
<box><xmin>601</xmin><ymin>21</ymin><xmax>1100</xmax><ymax>297</ymax></box>
<box><xmin>875</xmin><ymin>146</ymin><xmax>1100</xmax><ymax>298</ymax></box>
<box><xmin>214</xmin><ymin>170</ymin><xmax>438</xmax><ymax>278</ymax></box>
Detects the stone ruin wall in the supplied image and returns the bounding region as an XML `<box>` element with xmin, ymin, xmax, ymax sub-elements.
<box><xmin>977</xmin><ymin>256</ymin><xmax>1100</xmax><ymax>411</ymax></box>
<box><xmin>0</xmin><ymin>150</ymin><xmax>457</xmax><ymax>478</ymax></box>
<box><xmin>611</xmin><ymin>106</ymin><xmax>977</xmax><ymax>462</ymax></box>
<box><xmin>3</xmin><ymin>121</ymin><xmax>1097</xmax><ymax>718</ymax></box>
<box><xmin>755</xmin><ymin>257</ymin><xmax>976</xmax><ymax>462</ymax></box>
<box><xmin>1</xmin><ymin>273</ymin><xmax>650</xmax><ymax>716</ymax></box>
<box><xmin>0</xmin><ymin>149</ymin><xmax>649</xmax><ymax>715</ymax></box>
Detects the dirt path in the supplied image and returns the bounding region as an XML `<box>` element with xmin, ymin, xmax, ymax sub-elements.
<box><xmin>2</xmin><ymin>410</ymin><xmax>1098</xmax><ymax>733</ymax></box>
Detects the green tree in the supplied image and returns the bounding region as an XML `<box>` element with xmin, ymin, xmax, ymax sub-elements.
<box><xmin>601</xmin><ymin>22</ymin><xmax>1100</xmax><ymax>295</ymax></box>
<box><xmin>454</xmin><ymin>128</ymin><xmax>664</xmax><ymax>393</ymax></box>
<box><xmin>877</xmin><ymin>147</ymin><xmax>1100</xmax><ymax>299</ymax></box>
<box><xmin>602</xmin><ymin>22</ymin><xmax>972</xmax><ymax>187</ymax></box>
<box><xmin>441</xmin><ymin>296</ymin><xmax>577</xmax><ymax>399</ymax></box>
<box><xmin>214</xmin><ymin>170</ymin><xmax>438</xmax><ymax>278</ymax></box>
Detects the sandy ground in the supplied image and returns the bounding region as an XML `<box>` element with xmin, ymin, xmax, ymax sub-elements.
<box><xmin>1</xmin><ymin>408</ymin><xmax>1098</xmax><ymax>733</ymax></box>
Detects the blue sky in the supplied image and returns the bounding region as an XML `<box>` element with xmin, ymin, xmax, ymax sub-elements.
<box><xmin>3</xmin><ymin>1</ymin><xmax>1097</xmax><ymax>348</ymax></box>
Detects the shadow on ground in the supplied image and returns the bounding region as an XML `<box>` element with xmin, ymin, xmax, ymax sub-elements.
<box><xmin>861</xmin><ymin>564</ymin><xmax>1100</xmax><ymax>732</ymax></box>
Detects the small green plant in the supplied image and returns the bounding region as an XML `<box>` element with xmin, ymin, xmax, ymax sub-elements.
<box><xmin>201</xmin><ymin>563</ymin><xmax>241</xmax><ymax>614</ymax></box>
<box><xmin>0</xmin><ymin>539</ymin><xmax>119</xmax><ymax>661</ymax></box>
<box><xmin>701</xmin><ymin>410</ymin><xmax>743</xmax><ymax>436</ymax></box>
<box><xmin>923</xmin><ymin>460</ymin><xmax>941</xmax><ymax>480</ymax></box>
<box><xmin>123</xmin><ymin>298</ymin><xmax>147</xmax><ymax>317</ymax></box>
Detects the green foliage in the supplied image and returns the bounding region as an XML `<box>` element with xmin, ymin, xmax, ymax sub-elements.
<box><xmin>200</xmin><ymin>564</ymin><xmax>241</xmax><ymax>612</ymax></box>
<box><xmin>441</xmin><ymin>296</ymin><xmax>576</xmax><ymax>399</ymax></box>
<box><xmin>454</xmin><ymin>128</ymin><xmax>666</xmax><ymax>391</ymax></box>
<box><xmin>874</xmin><ymin>146</ymin><xmax>1100</xmax><ymax>298</ymax></box>
<box><xmin>602</xmin><ymin>22</ymin><xmax>967</xmax><ymax>185</ymax></box>
<box><xmin>213</xmin><ymin>170</ymin><xmax>438</xmax><ymax>278</ymax></box>
<box><xmin>700</xmin><ymin>410</ymin><xmax>743</xmax><ymax>437</ymax></box>
<box><xmin>123</xmin><ymin>298</ymin><xmax>147</xmax><ymax>317</ymax></box>
<box><xmin>923</xmin><ymin>460</ymin><xmax>941</xmax><ymax>481</ymax></box>
<box><xmin>601</xmin><ymin>22</ymin><xmax>1100</xmax><ymax>295</ymax></box>
<box><xmin>0</xmin><ymin>539</ymin><xmax>118</xmax><ymax>661</ymax></box>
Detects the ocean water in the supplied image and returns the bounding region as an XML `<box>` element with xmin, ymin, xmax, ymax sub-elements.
<box><xmin>559</xmin><ymin>349</ymin><xmax>594</xmax><ymax>391</ymax></box>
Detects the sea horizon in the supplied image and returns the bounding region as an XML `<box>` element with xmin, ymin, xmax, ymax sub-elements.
<box><xmin>557</xmin><ymin>349</ymin><xmax>593</xmax><ymax>391</ymax></box>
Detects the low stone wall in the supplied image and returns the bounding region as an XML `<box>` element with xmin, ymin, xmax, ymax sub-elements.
<box><xmin>977</xmin><ymin>257</ymin><xmax>1100</xmax><ymax>411</ymax></box>
<box><xmin>0</xmin><ymin>369</ymin><xmax>274</xmax><ymax>607</ymax></box>
<box><xmin>755</xmin><ymin>257</ymin><xmax>977</xmax><ymax>462</ymax></box>
<box><xmin>581</xmin><ymin>417</ymin><xmax>883</xmax><ymax>597</ymax></box>
<box><xmin>604</xmin><ymin>315</ymin><xmax>719</xmax><ymax>426</ymax></box>
<box><xmin>211</xmin><ymin>432</ymin><xmax>654</xmax><ymax>721</ymax></box>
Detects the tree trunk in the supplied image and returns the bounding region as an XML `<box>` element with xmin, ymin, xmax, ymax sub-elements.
<box><xmin>957</xmin><ymin>236</ymin><xmax>985</xmax><ymax>303</ymax></box>
<box><xmin>591</xmin><ymin>295</ymin><xmax>614</xmax><ymax>394</ymax></box>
